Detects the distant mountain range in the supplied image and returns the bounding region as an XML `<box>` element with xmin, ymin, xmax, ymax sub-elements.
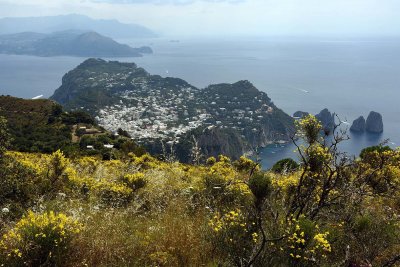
<box><xmin>0</xmin><ymin>30</ymin><xmax>153</xmax><ymax>57</ymax></box>
<box><xmin>0</xmin><ymin>14</ymin><xmax>157</xmax><ymax>39</ymax></box>
<box><xmin>50</xmin><ymin>58</ymin><xmax>295</xmax><ymax>161</ymax></box>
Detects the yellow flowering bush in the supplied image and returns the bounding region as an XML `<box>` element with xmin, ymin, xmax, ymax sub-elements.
<box><xmin>94</xmin><ymin>180</ymin><xmax>133</xmax><ymax>207</ymax></box>
<box><xmin>233</xmin><ymin>156</ymin><xmax>260</xmax><ymax>174</ymax></box>
<box><xmin>6</xmin><ymin>152</ymin><xmax>47</xmax><ymax>176</ymax></box>
<box><xmin>121</xmin><ymin>172</ymin><xmax>147</xmax><ymax>190</ymax></box>
<box><xmin>208</xmin><ymin>209</ymin><xmax>257</xmax><ymax>263</ymax></box>
<box><xmin>296</xmin><ymin>115</ymin><xmax>322</xmax><ymax>144</ymax></box>
<box><xmin>49</xmin><ymin>150</ymin><xmax>69</xmax><ymax>179</ymax></box>
<box><xmin>206</xmin><ymin>156</ymin><xmax>216</xmax><ymax>165</ymax></box>
<box><xmin>131</xmin><ymin>154</ymin><xmax>158</xmax><ymax>170</ymax></box>
<box><xmin>209</xmin><ymin>155</ymin><xmax>236</xmax><ymax>180</ymax></box>
<box><xmin>203</xmin><ymin>155</ymin><xmax>252</xmax><ymax>208</ymax></box>
<box><xmin>283</xmin><ymin>217</ymin><xmax>332</xmax><ymax>265</ymax></box>
<box><xmin>306</xmin><ymin>144</ymin><xmax>332</xmax><ymax>172</ymax></box>
<box><xmin>271</xmin><ymin>173</ymin><xmax>299</xmax><ymax>191</ymax></box>
<box><xmin>0</xmin><ymin>211</ymin><xmax>83</xmax><ymax>266</ymax></box>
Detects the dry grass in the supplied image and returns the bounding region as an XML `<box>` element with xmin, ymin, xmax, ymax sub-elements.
<box><xmin>68</xmin><ymin>200</ymin><xmax>213</xmax><ymax>266</ymax></box>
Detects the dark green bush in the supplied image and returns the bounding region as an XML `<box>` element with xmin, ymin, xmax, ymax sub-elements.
<box><xmin>271</xmin><ymin>158</ymin><xmax>299</xmax><ymax>173</ymax></box>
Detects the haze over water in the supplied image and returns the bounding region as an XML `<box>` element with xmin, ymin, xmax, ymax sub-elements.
<box><xmin>0</xmin><ymin>36</ymin><xmax>399</xmax><ymax>168</ymax></box>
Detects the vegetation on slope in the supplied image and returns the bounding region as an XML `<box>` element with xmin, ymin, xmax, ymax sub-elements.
<box><xmin>0</xmin><ymin>96</ymin><xmax>145</xmax><ymax>158</ymax></box>
<box><xmin>0</xmin><ymin>115</ymin><xmax>399</xmax><ymax>266</ymax></box>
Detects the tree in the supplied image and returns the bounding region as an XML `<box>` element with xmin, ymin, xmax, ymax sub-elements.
<box><xmin>271</xmin><ymin>158</ymin><xmax>299</xmax><ymax>173</ymax></box>
<box><xmin>117</xmin><ymin>128</ymin><xmax>131</xmax><ymax>138</ymax></box>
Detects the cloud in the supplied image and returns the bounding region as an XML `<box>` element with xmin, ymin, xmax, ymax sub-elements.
<box><xmin>0</xmin><ymin>0</ymin><xmax>399</xmax><ymax>37</ymax></box>
<box><xmin>91</xmin><ymin>0</ymin><xmax>244</xmax><ymax>5</ymax></box>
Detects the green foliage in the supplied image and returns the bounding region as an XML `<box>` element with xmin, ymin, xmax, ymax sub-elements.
<box><xmin>117</xmin><ymin>128</ymin><xmax>131</xmax><ymax>138</ymax></box>
<box><xmin>360</xmin><ymin>144</ymin><xmax>392</xmax><ymax>159</ymax></box>
<box><xmin>248</xmin><ymin>172</ymin><xmax>272</xmax><ymax>203</ymax></box>
<box><xmin>271</xmin><ymin>158</ymin><xmax>299</xmax><ymax>173</ymax></box>
<box><xmin>0</xmin><ymin>96</ymin><xmax>97</xmax><ymax>154</ymax></box>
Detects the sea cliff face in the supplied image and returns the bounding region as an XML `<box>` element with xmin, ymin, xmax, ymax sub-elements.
<box><xmin>51</xmin><ymin>58</ymin><xmax>295</xmax><ymax>160</ymax></box>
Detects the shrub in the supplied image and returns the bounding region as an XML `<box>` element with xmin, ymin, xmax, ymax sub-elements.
<box><xmin>95</xmin><ymin>181</ymin><xmax>133</xmax><ymax>207</ymax></box>
<box><xmin>233</xmin><ymin>156</ymin><xmax>260</xmax><ymax>174</ymax></box>
<box><xmin>0</xmin><ymin>116</ymin><xmax>11</xmax><ymax>160</ymax></box>
<box><xmin>248</xmin><ymin>172</ymin><xmax>272</xmax><ymax>205</ymax></box>
<box><xmin>0</xmin><ymin>211</ymin><xmax>82</xmax><ymax>266</ymax></box>
<box><xmin>278</xmin><ymin>217</ymin><xmax>332</xmax><ymax>266</ymax></box>
<box><xmin>206</xmin><ymin>156</ymin><xmax>216</xmax><ymax>166</ymax></box>
<box><xmin>50</xmin><ymin>149</ymin><xmax>68</xmax><ymax>174</ymax></box>
<box><xmin>296</xmin><ymin>115</ymin><xmax>322</xmax><ymax>144</ymax></box>
<box><xmin>121</xmin><ymin>173</ymin><xmax>147</xmax><ymax>190</ymax></box>
<box><xmin>360</xmin><ymin>145</ymin><xmax>392</xmax><ymax>161</ymax></box>
<box><xmin>131</xmin><ymin>154</ymin><xmax>158</xmax><ymax>170</ymax></box>
<box><xmin>208</xmin><ymin>209</ymin><xmax>256</xmax><ymax>265</ymax></box>
<box><xmin>0</xmin><ymin>155</ymin><xmax>39</xmax><ymax>215</ymax></box>
<box><xmin>306</xmin><ymin>144</ymin><xmax>331</xmax><ymax>172</ymax></box>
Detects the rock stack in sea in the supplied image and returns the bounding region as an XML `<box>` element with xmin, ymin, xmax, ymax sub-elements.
<box><xmin>366</xmin><ymin>111</ymin><xmax>383</xmax><ymax>133</ymax></box>
<box><xmin>315</xmin><ymin>108</ymin><xmax>335</xmax><ymax>135</ymax></box>
<box><xmin>350</xmin><ymin>111</ymin><xmax>383</xmax><ymax>134</ymax></box>
<box><xmin>350</xmin><ymin>116</ymin><xmax>366</xmax><ymax>132</ymax></box>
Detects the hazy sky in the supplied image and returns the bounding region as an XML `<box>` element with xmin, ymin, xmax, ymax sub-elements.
<box><xmin>0</xmin><ymin>0</ymin><xmax>399</xmax><ymax>37</ymax></box>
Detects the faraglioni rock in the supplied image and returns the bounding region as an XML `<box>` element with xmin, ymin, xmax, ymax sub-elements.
<box><xmin>315</xmin><ymin>108</ymin><xmax>335</xmax><ymax>134</ymax></box>
<box><xmin>293</xmin><ymin>111</ymin><xmax>309</xmax><ymax>118</ymax></box>
<box><xmin>366</xmin><ymin>111</ymin><xmax>383</xmax><ymax>133</ymax></box>
<box><xmin>350</xmin><ymin>116</ymin><xmax>366</xmax><ymax>132</ymax></box>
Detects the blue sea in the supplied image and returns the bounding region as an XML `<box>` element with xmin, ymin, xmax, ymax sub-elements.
<box><xmin>0</xmin><ymin>36</ymin><xmax>399</xmax><ymax>168</ymax></box>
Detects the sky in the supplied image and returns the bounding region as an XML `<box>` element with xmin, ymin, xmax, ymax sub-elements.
<box><xmin>0</xmin><ymin>0</ymin><xmax>399</xmax><ymax>37</ymax></box>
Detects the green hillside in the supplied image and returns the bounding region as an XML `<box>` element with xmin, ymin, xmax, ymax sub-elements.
<box><xmin>0</xmin><ymin>96</ymin><xmax>72</xmax><ymax>152</ymax></box>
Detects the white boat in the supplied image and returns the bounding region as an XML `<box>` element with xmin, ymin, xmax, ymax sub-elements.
<box><xmin>32</xmin><ymin>95</ymin><xmax>43</xmax><ymax>99</ymax></box>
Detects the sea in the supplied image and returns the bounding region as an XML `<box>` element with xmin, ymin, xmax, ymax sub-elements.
<box><xmin>0</xmin><ymin>36</ymin><xmax>399</xmax><ymax>169</ymax></box>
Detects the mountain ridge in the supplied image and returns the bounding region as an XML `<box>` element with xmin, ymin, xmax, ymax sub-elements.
<box><xmin>0</xmin><ymin>31</ymin><xmax>153</xmax><ymax>57</ymax></box>
<box><xmin>0</xmin><ymin>14</ymin><xmax>157</xmax><ymax>38</ymax></box>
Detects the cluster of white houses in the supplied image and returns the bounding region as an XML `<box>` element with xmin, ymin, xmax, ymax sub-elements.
<box><xmin>95</xmin><ymin>84</ymin><xmax>212</xmax><ymax>140</ymax></box>
<box><xmin>87</xmin><ymin>71</ymin><xmax>276</xmax><ymax>143</ymax></box>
